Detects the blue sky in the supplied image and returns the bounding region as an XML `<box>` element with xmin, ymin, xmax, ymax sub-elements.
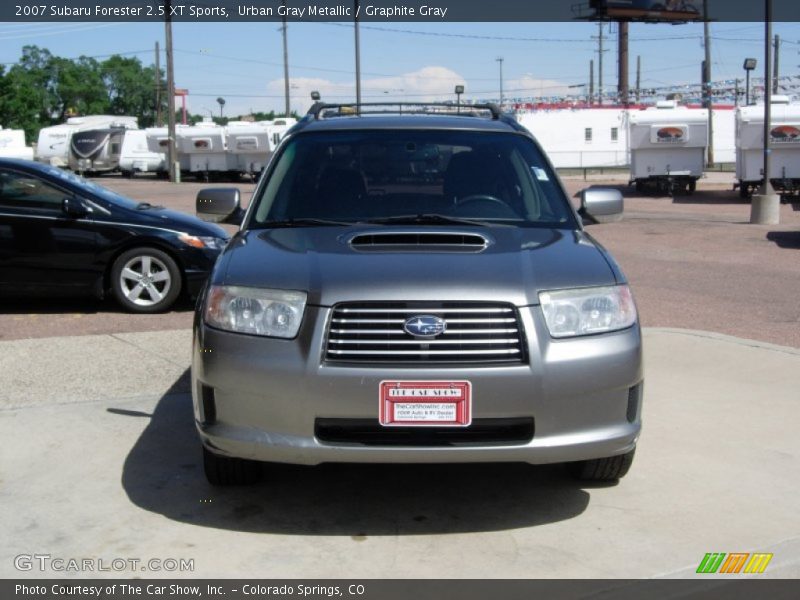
<box><xmin>0</xmin><ymin>20</ymin><xmax>797</xmax><ymax>116</ymax></box>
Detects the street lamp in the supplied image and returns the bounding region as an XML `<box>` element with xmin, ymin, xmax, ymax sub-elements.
<box><xmin>216</xmin><ymin>97</ymin><xmax>225</xmax><ymax>118</ymax></box>
<box><xmin>496</xmin><ymin>57</ymin><xmax>504</xmax><ymax>107</ymax></box>
<box><xmin>311</xmin><ymin>91</ymin><xmax>321</xmax><ymax>102</ymax></box>
<box><xmin>743</xmin><ymin>58</ymin><xmax>757</xmax><ymax>105</ymax></box>
<box><xmin>454</xmin><ymin>84</ymin><xmax>464</xmax><ymax>112</ymax></box>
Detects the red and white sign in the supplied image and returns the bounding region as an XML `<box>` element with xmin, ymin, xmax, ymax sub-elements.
<box><xmin>379</xmin><ymin>381</ymin><xmax>471</xmax><ymax>427</ymax></box>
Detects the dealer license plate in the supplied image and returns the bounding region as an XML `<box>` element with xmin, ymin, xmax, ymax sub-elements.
<box><xmin>379</xmin><ymin>381</ymin><xmax>471</xmax><ymax>427</ymax></box>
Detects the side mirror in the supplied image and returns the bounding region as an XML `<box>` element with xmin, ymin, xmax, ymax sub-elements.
<box><xmin>579</xmin><ymin>188</ymin><xmax>624</xmax><ymax>225</ymax></box>
<box><xmin>62</xmin><ymin>197</ymin><xmax>88</xmax><ymax>218</ymax></box>
<box><xmin>196</xmin><ymin>188</ymin><xmax>245</xmax><ymax>225</ymax></box>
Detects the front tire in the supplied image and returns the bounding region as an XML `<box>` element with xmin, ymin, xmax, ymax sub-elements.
<box><xmin>203</xmin><ymin>446</ymin><xmax>261</xmax><ymax>486</ymax></box>
<box><xmin>110</xmin><ymin>247</ymin><xmax>182</xmax><ymax>313</ymax></box>
<box><xmin>568</xmin><ymin>449</ymin><xmax>636</xmax><ymax>482</ymax></box>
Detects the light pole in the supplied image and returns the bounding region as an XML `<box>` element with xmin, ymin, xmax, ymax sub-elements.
<box><xmin>750</xmin><ymin>0</ymin><xmax>780</xmax><ymax>225</ymax></box>
<box><xmin>455</xmin><ymin>84</ymin><xmax>464</xmax><ymax>112</ymax></box>
<box><xmin>743</xmin><ymin>58</ymin><xmax>757</xmax><ymax>105</ymax></box>
<box><xmin>354</xmin><ymin>0</ymin><xmax>362</xmax><ymax>111</ymax></box>
<box><xmin>496</xmin><ymin>57</ymin><xmax>504</xmax><ymax>107</ymax></box>
<box><xmin>216</xmin><ymin>97</ymin><xmax>225</xmax><ymax>118</ymax></box>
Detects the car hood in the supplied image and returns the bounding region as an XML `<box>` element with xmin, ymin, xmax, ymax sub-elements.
<box><xmin>130</xmin><ymin>207</ymin><xmax>229</xmax><ymax>238</ymax></box>
<box><xmin>216</xmin><ymin>226</ymin><xmax>621</xmax><ymax>307</ymax></box>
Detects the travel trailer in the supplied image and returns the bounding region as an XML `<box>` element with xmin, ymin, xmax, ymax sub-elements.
<box><xmin>225</xmin><ymin>121</ymin><xmax>274</xmax><ymax>177</ymax></box>
<box><xmin>37</xmin><ymin>115</ymin><xmax>137</xmax><ymax>169</ymax></box>
<box><xmin>144</xmin><ymin>125</ymin><xmax>191</xmax><ymax>173</ymax></box>
<box><xmin>628</xmin><ymin>101</ymin><xmax>709</xmax><ymax>195</ymax></box>
<box><xmin>0</xmin><ymin>127</ymin><xmax>33</xmax><ymax>161</ymax></box>
<box><xmin>735</xmin><ymin>96</ymin><xmax>800</xmax><ymax>197</ymax></box>
<box><xmin>118</xmin><ymin>130</ymin><xmax>166</xmax><ymax>177</ymax></box>
<box><xmin>176</xmin><ymin>120</ymin><xmax>238</xmax><ymax>180</ymax></box>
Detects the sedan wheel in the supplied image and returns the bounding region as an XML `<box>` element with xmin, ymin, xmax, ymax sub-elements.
<box><xmin>111</xmin><ymin>248</ymin><xmax>182</xmax><ymax>313</ymax></box>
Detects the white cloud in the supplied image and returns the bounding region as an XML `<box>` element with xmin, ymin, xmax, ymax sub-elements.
<box><xmin>265</xmin><ymin>66</ymin><xmax>467</xmax><ymax>114</ymax></box>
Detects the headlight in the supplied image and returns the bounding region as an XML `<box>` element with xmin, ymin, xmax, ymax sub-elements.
<box><xmin>179</xmin><ymin>234</ymin><xmax>228</xmax><ymax>250</ymax></box>
<box><xmin>205</xmin><ymin>286</ymin><xmax>307</xmax><ymax>338</ymax></box>
<box><xmin>539</xmin><ymin>285</ymin><xmax>637</xmax><ymax>338</ymax></box>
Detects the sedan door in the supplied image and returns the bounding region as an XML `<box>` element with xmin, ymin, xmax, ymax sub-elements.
<box><xmin>0</xmin><ymin>168</ymin><xmax>98</xmax><ymax>295</ymax></box>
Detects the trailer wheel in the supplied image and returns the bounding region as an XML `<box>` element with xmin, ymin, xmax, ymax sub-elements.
<box><xmin>739</xmin><ymin>183</ymin><xmax>750</xmax><ymax>199</ymax></box>
<box><xmin>687</xmin><ymin>180</ymin><xmax>696</xmax><ymax>195</ymax></box>
<box><xmin>635</xmin><ymin>180</ymin><xmax>645</xmax><ymax>195</ymax></box>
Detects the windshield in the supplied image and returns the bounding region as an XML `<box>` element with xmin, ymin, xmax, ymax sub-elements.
<box><xmin>42</xmin><ymin>165</ymin><xmax>141</xmax><ymax>210</ymax></box>
<box><xmin>251</xmin><ymin>130</ymin><xmax>577</xmax><ymax>228</ymax></box>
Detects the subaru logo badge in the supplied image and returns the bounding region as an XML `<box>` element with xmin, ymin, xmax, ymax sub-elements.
<box><xmin>404</xmin><ymin>315</ymin><xmax>447</xmax><ymax>337</ymax></box>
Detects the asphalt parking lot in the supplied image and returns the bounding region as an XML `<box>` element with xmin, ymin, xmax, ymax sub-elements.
<box><xmin>1</xmin><ymin>172</ymin><xmax>799</xmax><ymax>579</ymax></box>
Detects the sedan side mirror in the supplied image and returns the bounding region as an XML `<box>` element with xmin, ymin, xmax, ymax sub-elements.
<box><xmin>62</xmin><ymin>197</ymin><xmax>88</xmax><ymax>218</ymax></box>
<box><xmin>196</xmin><ymin>188</ymin><xmax>245</xmax><ymax>225</ymax></box>
<box><xmin>579</xmin><ymin>188</ymin><xmax>624</xmax><ymax>225</ymax></box>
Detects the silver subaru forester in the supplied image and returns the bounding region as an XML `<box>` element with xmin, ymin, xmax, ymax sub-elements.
<box><xmin>192</xmin><ymin>103</ymin><xmax>642</xmax><ymax>485</ymax></box>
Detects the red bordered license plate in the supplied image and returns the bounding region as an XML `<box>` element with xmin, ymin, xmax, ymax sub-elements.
<box><xmin>379</xmin><ymin>381</ymin><xmax>472</xmax><ymax>427</ymax></box>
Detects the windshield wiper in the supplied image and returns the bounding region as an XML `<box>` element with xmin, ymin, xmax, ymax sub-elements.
<box><xmin>360</xmin><ymin>214</ymin><xmax>493</xmax><ymax>227</ymax></box>
<box><xmin>261</xmin><ymin>217</ymin><xmax>355</xmax><ymax>228</ymax></box>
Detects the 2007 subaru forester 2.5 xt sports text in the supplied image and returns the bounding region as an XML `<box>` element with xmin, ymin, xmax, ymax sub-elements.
<box><xmin>192</xmin><ymin>102</ymin><xmax>643</xmax><ymax>486</ymax></box>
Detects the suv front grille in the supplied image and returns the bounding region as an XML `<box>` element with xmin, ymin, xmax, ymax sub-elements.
<box><xmin>325</xmin><ymin>301</ymin><xmax>526</xmax><ymax>364</ymax></box>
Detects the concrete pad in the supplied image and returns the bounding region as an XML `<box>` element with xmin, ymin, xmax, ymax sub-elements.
<box><xmin>1</xmin><ymin>328</ymin><xmax>798</xmax><ymax>578</ymax></box>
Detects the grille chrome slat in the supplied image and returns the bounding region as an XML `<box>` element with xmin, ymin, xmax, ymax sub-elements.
<box><xmin>338</xmin><ymin>307</ymin><xmax>512</xmax><ymax>314</ymax></box>
<box><xmin>328</xmin><ymin>348</ymin><xmax>521</xmax><ymax>356</ymax></box>
<box><xmin>329</xmin><ymin>338</ymin><xmax>520</xmax><ymax>346</ymax></box>
<box><xmin>325</xmin><ymin>302</ymin><xmax>526</xmax><ymax>365</ymax></box>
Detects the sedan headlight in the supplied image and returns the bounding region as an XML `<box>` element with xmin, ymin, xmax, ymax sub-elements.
<box><xmin>205</xmin><ymin>286</ymin><xmax>307</xmax><ymax>338</ymax></box>
<box><xmin>539</xmin><ymin>285</ymin><xmax>637</xmax><ymax>338</ymax></box>
<box><xmin>179</xmin><ymin>234</ymin><xmax>228</xmax><ymax>250</ymax></box>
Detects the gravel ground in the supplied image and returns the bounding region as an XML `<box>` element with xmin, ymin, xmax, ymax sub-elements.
<box><xmin>1</xmin><ymin>171</ymin><xmax>798</xmax><ymax>347</ymax></box>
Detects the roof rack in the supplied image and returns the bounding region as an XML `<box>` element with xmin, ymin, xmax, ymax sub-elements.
<box><xmin>306</xmin><ymin>102</ymin><xmax>503</xmax><ymax>121</ymax></box>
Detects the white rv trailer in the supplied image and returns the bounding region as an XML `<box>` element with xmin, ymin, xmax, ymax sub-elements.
<box><xmin>36</xmin><ymin>115</ymin><xmax>138</xmax><ymax>168</ymax></box>
<box><xmin>225</xmin><ymin>121</ymin><xmax>274</xmax><ymax>177</ymax></box>
<box><xmin>627</xmin><ymin>101</ymin><xmax>709</xmax><ymax>195</ymax></box>
<box><xmin>176</xmin><ymin>120</ymin><xmax>238</xmax><ymax>180</ymax></box>
<box><xmin>0</xmin><ymin>128</ymin><xmax>34</xmax><ymax>161</ymax></box>
<box><xmin>269</xmin><ymin>117</ymin><xmax>296</xmax><ymax>147</ymax></box>
<box><xmin>118</xmin><ymin>130</ymin><xmax>166</xmax><ymax>176</ymax></box>
<box><xmin>144</xmin><ymin>125</ymin><xmax>191</xmax><ymax>173</ymax></box>
<box><xmin>735</xmin><ymin>96</ymin><xmax>800</xmax><ymax>197</ymax></box>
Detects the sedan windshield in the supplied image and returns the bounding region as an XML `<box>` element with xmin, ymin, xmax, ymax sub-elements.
<box><xmin>252</xmin><ymin>130</ymin><xmax>577</xmax><ymax>228</ymax></box>
<box><xmin>42</xmin><ymin>165</ymin><xmax>141</xmax><ymax>210</ymax></box>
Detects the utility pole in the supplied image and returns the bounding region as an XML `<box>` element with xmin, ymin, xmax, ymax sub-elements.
<box><xmin>635</xmin><ymin>55</ymin><xmax>641</xmax><ymax>104</ymax></box>
<box><xmin>735</xmin><ymin>78</ymin><xmax>740</xmax><ymax>107</ymax></box>
<box><xmin>281</xmin><ymin>1</ymin><xmax>290</xmax><ymax>117</ymax></box>
<box><xmin>703</xmin><ymin>1</ymin><xmax>714</xmax><ymax>166</ymax></box>
<box><xmin>594</xmin><ymin>23</ymin><xmax>605</xmax><ymax>105</ymax></box>
<box><xmin>618</xmin><ymin>21</ymin><xmax>629</xmax><ymax>105</ymax></box>
<box><xmin>355</xmin><ymin>0</ymin><xmax>362</xmax><ymax>109</ymax></box>
<box><xmin>589</xmin><ymin>59</ymin><xmax>594</xmax><ymax>105</ymax></box>
<box><xmin>165</xmin><ymin>0</ymin><xmax>177</xmax><ymax>183</ymax></box>
<box><xmin>496</xmin><ymin>57</ymin><xmax>504</xmax><ymax>106</ymax></box>
<box><xmin>155</xmin><ymin>41</ymin><xmax>161</xmax><ymax>127</ymax></box>
<box><xmin>773</xmin><ymin>34</ymin><xmax>780</xmax><ymax>93</ymax></box>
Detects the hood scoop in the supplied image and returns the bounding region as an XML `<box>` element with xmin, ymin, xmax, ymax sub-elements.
<box><xmin>348</xmin><ymin>230</ymin><xmax>490</xmax><ymax>252</ymax></box>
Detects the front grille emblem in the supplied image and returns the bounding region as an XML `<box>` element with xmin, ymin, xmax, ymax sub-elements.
<box><xmin>404</xmin><ymin>315</ymin><xmax>447</xmax><ymax>338</ymax></box>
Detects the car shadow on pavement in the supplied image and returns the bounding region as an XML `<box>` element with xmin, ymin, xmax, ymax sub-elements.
<box><xmin>766</xmin><ymin>231</ymin><xmax>800</xmax><ymax>249</ymax></box>
<box><xmin>119</xmin><ymin>370</ymin><xmax>592</xmax><ymax>535</ymax></box>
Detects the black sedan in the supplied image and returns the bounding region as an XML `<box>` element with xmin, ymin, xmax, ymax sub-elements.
<box><xmin>0</xmin><ymin>159</ymin><xmax>229</xmax><ymax>312</ymax></box>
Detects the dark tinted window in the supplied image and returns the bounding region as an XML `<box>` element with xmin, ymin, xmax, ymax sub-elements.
<box><xmin>253</xmin><ymin>130</ymin><xmax>576</xmax><ymax>227</ymax></box>
<box><xmin>0</xmin><ymin>170</ymin><xmax>66</xmax><ymax>212</ymax></box>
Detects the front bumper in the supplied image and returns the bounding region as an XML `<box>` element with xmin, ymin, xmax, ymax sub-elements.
<box><xmin>192</xmin><ymin>305</ymin><xmax>643</xmax><ymax>465</ymax></box>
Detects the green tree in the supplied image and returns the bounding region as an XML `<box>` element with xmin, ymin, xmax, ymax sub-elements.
<box><xmin>102</xmin><ymin>55</ymin><xmax>165</xmax><ymax>127</ymax></box>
